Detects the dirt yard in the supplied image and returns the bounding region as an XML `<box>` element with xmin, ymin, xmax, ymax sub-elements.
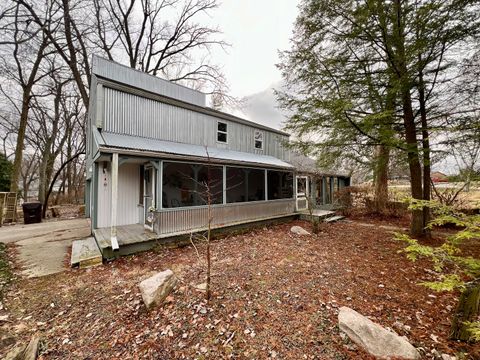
<box><xmin>1</xmin><ymin>219</ymin><xmax>479</xmax><ymax>359</ymax></box>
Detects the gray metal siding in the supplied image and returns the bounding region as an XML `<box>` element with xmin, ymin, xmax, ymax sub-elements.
<box><xmin>92</xmin><ymin>56</ymin><xmax>206</xmax><ymax>107</ymax></box>
<box><xmin>153</xmin><ymin>199</ymin><xmax>295</xmax><ymax>235</ymax></box>
<box><xmin>103</xmin><ymin>87</ymin><xmax>290</xmax><ymax>161</ymax></box>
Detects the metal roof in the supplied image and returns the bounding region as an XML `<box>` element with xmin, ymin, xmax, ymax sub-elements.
<box><xmin>99</xmin><ymin>132</ymin><xmax>294</xmax><ymax>169</ymax></box>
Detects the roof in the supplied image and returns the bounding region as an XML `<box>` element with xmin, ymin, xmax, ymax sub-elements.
<box><xmin>289</xmin><ymin>153</ymin><xmax>350</xmax><ymax>177</ymax></box>
<box><xmin>98</xmin><ymin>132</ymin><xmax>294</xmax><ymax>169</ymax></box>
<box><xmin>92</xmin><ymin>56</ymin><xmax>289</xmax><ymax>137</ymax></box>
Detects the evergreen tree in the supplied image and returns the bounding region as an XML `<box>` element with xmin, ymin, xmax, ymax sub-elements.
<box><xmin>278</xmin><ymin>0</ymin><xmax>480</xmax><ymax>235</ymax></box>
<box><xmin>0</xmin><ymin>153</ymin><xmax>12</xmax><ymax>192</ymax></box>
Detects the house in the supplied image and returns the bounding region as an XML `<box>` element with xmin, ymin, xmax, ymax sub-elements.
<box><xmin>431</xmin><ymin>171</ymin><xmax>449</xmax><ymax>183</ymax></box>
<box><xmin>85</xmin><ymin>56</ymin><xmax>350</xmax><ymax>258</ymax></box>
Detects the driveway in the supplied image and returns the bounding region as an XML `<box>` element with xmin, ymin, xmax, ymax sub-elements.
<box><xmin>0</xmin><ymin>218</ymin><xmax>91</xmax><ymax>278</ymax></box>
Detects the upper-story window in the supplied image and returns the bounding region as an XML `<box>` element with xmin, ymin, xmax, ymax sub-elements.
<box><xmin>254</xmin><ymin>130</ymin><xmax>264</xmax><ymax>149</ymax></box>
<box><xmin>217</xmin><ymin>121</ymin><xmax>228</xmax><ymax>143</ymax></box>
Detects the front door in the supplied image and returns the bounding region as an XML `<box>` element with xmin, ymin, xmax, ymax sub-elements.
<box><xmin>296</xmin><ymin>176</ymin><xmax>309</xmax><ymax>211</ymax></box>
<box><xmin>143</xmin><ymin>166</ymin><xmax>156</xmax><ymax>230</ymax></box>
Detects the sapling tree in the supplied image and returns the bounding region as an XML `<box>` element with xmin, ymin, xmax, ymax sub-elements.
<box><xmin>395</xmin><ymin>199</ymin><xmax>480</xmax><ymax>341</ymax></box>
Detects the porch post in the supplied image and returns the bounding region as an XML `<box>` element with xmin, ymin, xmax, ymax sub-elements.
<box><xmin>159</xmin><ymin>160</ymin><xmax>163</xmax><ymax>209</ymax></box>
<box><xmin>110</xmin><ymin>152</ymin><xmax>119</xmax><ymax>250</ymax></box>
<box><xmin>222</xmin><ymin>166</ymin><xmax>227</xmax><ymax>204</ymax></box>
<box><xmin>264</xmin><ymin>170</ymin><xmax>268</xmax><ymax>201</ymax></box>
<box><xmin>330</xmin><ymin>177</ymin><xmax>335</xmax><ymax>203</ymax></box>
<box><xmin>322</xmin><ymin>177</ymin><xmax>327</xmax><ymax>205</ymax></box>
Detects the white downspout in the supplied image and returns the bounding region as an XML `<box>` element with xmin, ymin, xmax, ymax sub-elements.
<box><xmin>110</xmin><ymin>152</ymin><xmax>119</xmax><ymax>250</ymax></box>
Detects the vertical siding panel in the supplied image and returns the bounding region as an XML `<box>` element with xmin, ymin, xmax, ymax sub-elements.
<box><xmin>102</xmin><ymin>88</ymin><xmax>290</xmax><ymax>161</ymax></box>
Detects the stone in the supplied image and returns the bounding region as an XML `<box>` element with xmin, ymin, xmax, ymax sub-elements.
<box><xmin>290</xmin><ymin>226</ymin><xmax>310</xmax><ymax>236</ymax></box>
<box><xmin>4</xmin><ymin>344</ymin><xmax>26</xmax><ymax>360</ymax></box>
<box><xmin>139</xmin><ymin>270</ymin><xmax>177</xmax><ymax>310</ymax></box>
<box><xmin>338</xmin><ymin>307</ymin><xmax>420</xmax><ymax>359</ymax></box>
<box><xmin>441</xmin><ymin>354</ymin><xmax>456</xmax><ymax>360</ymax></box>
<box><xmin>23</xmin><ymin>336</ymin><xmax>40</xmax><ymax>360</ymax></box>
<box><xmin>4</xmin><ymin>335</ymin><xmax>40</xmax><ymax>360</ymax></box>
<box><xmin>195</xmin><ymin>282</ymin><xmax>207</xmax><ymax>291</ymax></box>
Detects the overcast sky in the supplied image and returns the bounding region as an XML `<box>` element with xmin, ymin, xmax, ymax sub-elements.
<box><xmin>212</xmin><ymin>0</ymin><xmax>300</xmax><ymax>97</ymax></box>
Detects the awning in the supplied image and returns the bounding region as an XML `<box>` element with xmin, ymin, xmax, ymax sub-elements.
<box><xmin>98</xmin><ymin>132</ymin><xmax>293</xmax><ymax>169</ymax></box>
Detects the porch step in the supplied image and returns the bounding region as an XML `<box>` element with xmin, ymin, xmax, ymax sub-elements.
<box><xmin>324</xmin><ymin>215</ymin><xmax>345</xmax><ymax>223</ymax></box>
<box><xmin>71</xmin><ymin>237</ymin><xmax>103</xmax><ymax>268</ymax></box>
<box><xmin>299</xmin><ymin>210</ymin><xmax>335</xmax><ymax>221</ymax></box>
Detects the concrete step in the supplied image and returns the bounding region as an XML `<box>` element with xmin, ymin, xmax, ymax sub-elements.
<box><xmin>324</xmin><ymin>215</ymin><xmax>345</xmax><ymax>223</ymax></box>
<box><xmin>71</xmin><ymin>237</ymin><xmax>103</xmax><ymax>268</ymax></box>
<box><xmin>299</xmin><ymin>210</ymin><xmax>336</xmax><ymax>221</ymax></box>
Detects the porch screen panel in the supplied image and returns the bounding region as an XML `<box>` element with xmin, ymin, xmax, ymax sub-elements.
<box><xmin>162</xmin><ymin>162</ymin><xmax>223</xmax><ymax>208</ymax></box>
<box><xmin>226</xmin><ymin>167</ymin><xmax>265</xmax><ymax>203</ymax></box>
<box><xmin>267</xmin><ymin>170</ymin><xmax>293</xmax><ymax>200</ymax></box>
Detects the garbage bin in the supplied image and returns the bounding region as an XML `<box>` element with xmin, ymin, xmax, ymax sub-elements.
<box><xmin>22</xmin><ymin>202</ymin><xmax>42</xmax><ymax>224</ymax></box>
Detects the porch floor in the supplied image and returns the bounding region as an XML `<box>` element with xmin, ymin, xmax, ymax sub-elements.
<box><xmin>94</xmin><ymin>224</ymin><xmax>158</xmax><ymax>251</ymax></box>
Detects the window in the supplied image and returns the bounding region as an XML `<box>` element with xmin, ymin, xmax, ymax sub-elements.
<box><xmin>217</xmin><ymin>121</ymin><xmax>228</xmax><ymax>143</ymax></box>
<box><xmin>297</xmin><ymin>177</ymin><xmax>307</xmax><ymax>196</ymax></box>
<box><xmin>267</xmin><ymin>170</ymin><xmax>293</xmax><ymax>199</ymax></box>
<box><xmin>254</xmin><ymin>130</ymin><xmax>263</xmax><ymax>149</ymax></box>
<box><xmin>162</xmin><ymin>162</ymin><xmax>223</xmax><ymax>208</ymax></box>
<box><xmin>226</xmin><ymin>167</ymin><xmax>265</xmax><ymax>203</ymax></box>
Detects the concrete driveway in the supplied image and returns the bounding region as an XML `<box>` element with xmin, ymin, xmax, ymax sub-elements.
<box><xmin>0</xmin><ymin>218</ymin><xmax>91</xmax><ymax>278</ymax></box>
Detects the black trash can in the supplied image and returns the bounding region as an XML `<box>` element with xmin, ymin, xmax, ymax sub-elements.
<box><xmin>22</xmin><ymin>202</ymin><xmax>42</xmax><ymax>224</ymax></box>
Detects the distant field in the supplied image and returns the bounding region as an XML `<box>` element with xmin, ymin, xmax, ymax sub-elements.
<box><xmin>388</xmin><ymin>181</ymin><xmax>480</xmax><ymax>208</ymax></box>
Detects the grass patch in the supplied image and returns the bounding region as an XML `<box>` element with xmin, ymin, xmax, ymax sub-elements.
<box><xmin>0</xmin><ymin>242</ymin><xmax>13</xmax><ymax>300</ymax></box>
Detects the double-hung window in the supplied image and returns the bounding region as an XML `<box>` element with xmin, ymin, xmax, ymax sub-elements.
<box><xmin>254</xmin><ymin>130</ymin><xmax>264</xmax><ymax>149</ymax></box>
<box><xmin>217</xmin><ymin>121</ymin><xmax>228</xmax><ymax>143</ymax></box>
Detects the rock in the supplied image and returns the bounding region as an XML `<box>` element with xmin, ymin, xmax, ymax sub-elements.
<box><xmin>4</xmin><ymin>344</ymin><xmax>26</xmax><ymax>360</ymax></box>
<box><xmin>290</xmin><ymin>226</ymin><xmax>310</xmax><ymax>236</ymax></box>
<box><xmin>441</xmin><ymin>354</ymin><xmax>456</xmax><ymax>360</ymax></box>
<box><xmin>338</xmin><ymin>307</ymin><xmax>420</xmax><ymax>359</ymax></box>
<box><xmin>139</xmin><ymin>270</ymin><xmax>177</xmax><ymax>310</ymax></box>
<box><xmin>0</xmin><ymin>329</ymin><xmax>16</xmax><ymax>348</ymax></box>
<box><xmin>24</xmin><ymin>336</ymin><xmax>40</xmax><ymax>360</ymax></box>
<box><xmin>195</xmin><ymin>282</ymin><xmax>207</xmax><ymax>291</ymax></box>
<box><xmin>4</xmin><ymin>335</ymin><xmax>40</xmax><ymax>360</ymax></box>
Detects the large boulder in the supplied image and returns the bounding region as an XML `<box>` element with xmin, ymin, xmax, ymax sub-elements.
<box><xmin>139</xmin><ymin>270</ymin><xmax>177</xmax><ymax>310</ymax></box>
<box><xmin>290</xmin><ymin>226</ymin><xmax>310</xmax><ymax>236</ymax></box>
<box><xmin>338</xmin><ymin>307</ymin><xmax>420</xmax><ymax>359</ymax></box>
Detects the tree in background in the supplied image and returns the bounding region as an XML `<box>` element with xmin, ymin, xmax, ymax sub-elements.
<box><xmin>0</xmin><ymin>153</ymin><xmax>12</xmax><ymax>192</ymax></box>
<box><xmin>278</xmin><ymin>0</ymin><xmax>480</xmax><ymax>236</ymax></box>
<box><xmin>1</xmin><ymin>0</ymin><xmax>229</xmax><ymax>205</ymax></box>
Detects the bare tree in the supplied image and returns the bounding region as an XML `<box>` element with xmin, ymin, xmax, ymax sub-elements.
<box><xmin>0</xmin><ymin>3</ymin><xmax>52</xmax><ymax>192</ymax></box>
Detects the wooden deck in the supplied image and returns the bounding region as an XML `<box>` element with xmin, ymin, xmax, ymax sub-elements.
<box><xmin>94</xmin><ymin>224</ymin><xmax>158</xmax><ymax>253</ymax></box>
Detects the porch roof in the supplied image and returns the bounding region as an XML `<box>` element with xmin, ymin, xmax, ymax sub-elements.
<box><xmin>98</xmin><ymin>132</ymin><xmax>294</xmax><ymax>169</ymax></box>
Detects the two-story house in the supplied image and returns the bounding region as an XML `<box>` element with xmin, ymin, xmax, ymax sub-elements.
<box><xmin>85</xmin><ymin>56</ymin><xmax>349</xmax><ymax>259</ymax></box>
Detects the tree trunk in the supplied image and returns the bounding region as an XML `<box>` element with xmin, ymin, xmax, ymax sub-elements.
<box><xmin>10</xmin><ymin>92</ymin><xmax>30</xmax><ymax>193</ymax></box>
<box><xmin>419</xmin><ymin>75</ymin><xmax>431</xmax><ymax>236</ymax></box>
<box><xmin>450</xmin><ymin>284</ymin><xmax>480</xmax><ymax>341</ymax></box>
<box><xmin>392</xmin><ymin>0</ymin><xmax>425</xmax><ymax>236</ymax></box>
<box><xmin>374</xmin><ymin>144</ymin><xmax>390</xmax><ymax>213</ymax></box>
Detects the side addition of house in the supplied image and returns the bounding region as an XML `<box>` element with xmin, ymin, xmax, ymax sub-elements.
<box><xmin>85</xmin><ymin>57</ymin><xmax>350</xmax><ymax>258</ymax></box>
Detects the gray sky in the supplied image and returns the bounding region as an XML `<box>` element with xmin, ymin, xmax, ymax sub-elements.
<box><xmin>213</xmin><ymin>0</ymin><xmax>300</xmax><ymax>97</ymax></box>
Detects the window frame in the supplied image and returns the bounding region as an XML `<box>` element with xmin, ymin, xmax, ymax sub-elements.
<box><xmin>161</xmin><ymin>160</ymin><xmax>224</xmax><ymax>209</ymax></box>
<box><xmin>216</xmin><ymin>120</ymin><xmax>228</xmax><ymax>144</ymax></box>
<box><xmin>225</xmin><ymin>165</ymin><xmax>266</xmax><ymax>204</ymax></box>
<box><xmin>254</xmin><ymin>129</ymin><xmax>264</xmax><ymax>150</ymax></box>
